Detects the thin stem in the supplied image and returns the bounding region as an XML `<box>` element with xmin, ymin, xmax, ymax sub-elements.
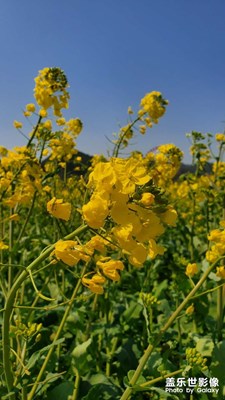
<box><xmin>217</xmin><ymin>283</ymin><xmax>224</xmax><ymax>341</ymax></box>
<box><xmin>119</xmin><ymin>258</ymin><xmax>220</xmax><ymax>400</ymax></box>
<box><xmin>112</xmin><ymin>116</ymin><xmax>141</xmax><ymax>157</ymax></box>
<box><xmin>27</xmin><ymin>262</ymin><xmax>87</xmax><ymax>400</ymax></box>
<box><xmin>26</xmin><ymin>116</ymin><xmax>42</xmax><ymax>148</ymax></box>
<box><xmin>2</xmin><ymin>224</ymin><xmax>88</xmax><ymax>399</ymax></box>
<box><xmin>71</xmin><ymin>367</ymin><xmax>80</xmax><ymax>400</ymax></box>
<box><xmin>16</xmin><ymin>191</ymin><xmax>37</xmax><ymax>243</ymax></box>
<box><xmin>140</xmin><ymin>368</ymin><xmax>183</xmax><ymax>387</ymax></box>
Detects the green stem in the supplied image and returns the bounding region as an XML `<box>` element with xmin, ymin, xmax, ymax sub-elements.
<box><xmin>119</xmin><ymin>258</ymin><xmax>219</xmax><ymax>400</ymax></box>
<box><xmin>70</xmin><ymin>367</ymin><xmax>80</xmax><ymax>400</ymax></box>
<box><xmin>2</xmin><ymin>224</ymin><xmax>88</xmax><ymax>399</ymax></box>
<box><xmin>112</xmin><ymin>116</ymin><xmax>141</xmax><ymax>157</ymax></box>
<box><xmin>8</xmin><ymin>208</ymin><xmax>14</xmax><ymax>289</ymax></box>
<box><xmin>140</xmin><ymin>368</ymin><xmax>183</xmax><ymax>387</ymax></box>
<box><xmin>16</xmin><ymin>191</ymin><xmax>37</xmax><ymax>243</ymax></box>
<box><xmin>27</xmin><ymin>262</ymin><xmax>87</xmax><ymax>400</ymax></box>
<box><xmin>217</xmin><ymin>283</ymin><xmax>224</xmax><ymax>341</ymax></box>
<box><xmin>26</xmin><ymin>116</ymin><xmax>42</xmax><ymax>148</ymax></box>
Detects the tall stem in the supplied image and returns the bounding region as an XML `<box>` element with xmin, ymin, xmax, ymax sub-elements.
<box><xmin>27</xmin><ymin>262</ymin><xmax>87</xmax><ymax>400</ymax></box>
<box><xmin>119</xmin><ymin>259</ymin><xmax>219</xmax><ymax>400</ymax></box>
<box><xmin>2</xmin><ymin>224</ymin><xmax>88</xmax><ymax>399</ymax></box>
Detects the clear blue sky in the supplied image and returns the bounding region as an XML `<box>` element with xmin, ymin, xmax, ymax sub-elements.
<box><xmin>0</xmin><ymin>0</ymin><xmax>225</xmax><ymax>163</ymax></box>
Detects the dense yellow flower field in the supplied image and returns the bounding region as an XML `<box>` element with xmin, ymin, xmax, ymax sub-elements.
<box><xmin>1</xmin><ymin>68</ymin><xmax>225</xmax><ymax>400</ymax></box>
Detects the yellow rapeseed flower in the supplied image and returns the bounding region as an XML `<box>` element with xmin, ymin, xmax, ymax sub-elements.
<box><xmin>185</xmin><ymin>263</ymin><xmax>198</xmax><ymax>277</ymax></box>
<box><xmin>0</xmin><ymin>241</ymin><xmax>9</xmax><ymax>250</ymax></box>
<box><xmin>26</xmin><ymin>103</ymin><xmax>36</xmax><ymax>112</ymax></box>
<box><xmin>47</xmin><ymin>197</ymin><xmax>71</xmax><ymax>221</ymax></box>
<box><xmin>54</xmin><ymin>240</ymin><xmax>90</xmax><ymax>266</ymax></box>
<box><xmin>216</xmin><ymin>266</ymin><xmax>225</xmax><ymax>279</ymax></box>
<box><xmin>82</xmin><ymin>273</ymin><xmax>106</xmax><ymax>294</ymax></box>
<box><xmin>97</xmin><ymin>257</ymin><xmax>124</xmax><ymax>281</ymax></box>
<box><xmin>82</xmin><ymin>196</ymin><xmax>109</xmax><ymax>229</ymax></box>
<box><xmin>13</xmin><ymin>121</ymin><xmax>23</xmax><ymax>129</ymax></box>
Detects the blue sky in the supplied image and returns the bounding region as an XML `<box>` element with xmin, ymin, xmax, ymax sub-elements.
<box><xmin>0</xmin><ymin>0</ymin><xmax>225</xmax><ymax>163</ymax></box>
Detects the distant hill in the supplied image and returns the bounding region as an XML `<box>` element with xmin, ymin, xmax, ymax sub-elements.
<box><xmin>44</xmin><ymin>152</ymin><xmax>213</xmax><ymax>180</ymax></box>
<box><xmin>174</xmin><ymin>162</ymin><xmax>213</xmax><ymax>179</ymax></box>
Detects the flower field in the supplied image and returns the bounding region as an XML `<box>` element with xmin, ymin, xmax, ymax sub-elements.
<box><xmin>1</xmin><ymin>68</ymin><xmax>225</xmax><ymax>399</ymax></box>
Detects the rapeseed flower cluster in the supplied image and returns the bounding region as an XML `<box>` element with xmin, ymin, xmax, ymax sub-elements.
<box><xmin>206</xmin><ymin>221</ymin><xmax>225</xmax><ymax>264</ymax></box>
<box><xmin>139</xmin><ymin>91</ymin><xmax>168</xmax><ymax>124</ymax></box>
<box><xmin>34</xmin><ymin>67</ymin><xmax>69</xmax><ymax>116</ymax></box>
<box><xmin>82</xmin><ymin>156</ymin><xmax>177</xmax><ymax>270</ymax></box>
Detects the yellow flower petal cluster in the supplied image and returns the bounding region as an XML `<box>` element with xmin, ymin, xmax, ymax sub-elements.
<box><xmin>82</xmin><ymin>155</ymin><xmax>176</xmax><ymax>268</ymax></box>
<box><xmin>47</xmin><ymin>197</ymin><xmax>71</xmax><ymax>221</ymax></box>
<box><xmin>54</xmin><ymin>240</ymin><xmax>90</xmax><ymax>266</ymax></box>
<box><xmin>82</xmin><ymin>273</ymin><xmax>106</xmax><ymax>294</ymax></box>
<box><xmin>96</xmin><ymin>257</ymin><xmax>124</xmax><ymax>281</ymax></box>
<box><xmin>216</xmin><ymin>266</ymin><xmax>225</xmax><ymax>279</ymax></box>
<box><xmin>146</xmin><ymin>144</ymin><xmax>183</xmax><ymax>187</ymax></box>
<box><xmin>47</xmin><ymin>133</ymin><xmax>77</xmax><ymax>163</ymax></box>
<box><xmin>13</xmin><ymin>121</ymin><xmax>23</xmax><ymax>129</ymax></box>
<box><xmin>0</xmin><ymin>241</ymin><xmax>9</xmax><ymax>250</ymax></box>
<box><xmin>139</xmin><ymin>91</ymin><xmax>168</xmax><ymax>123</ymax></box>
<box><xmin>215</xmin><ymin>133</ymin><xmax>225</xmax><ymax>142</ymax></box>
<box><xmin>82</xmin><ymin>195</ymin><xmax>109</xmax><ymax>229</ymax></box>
<box><xmin>34</xmin><ymin>67</ymin><xmax>70</xmax><ymax>117</ymax></box>
<box><xmin>185</xmin><ymin>263</ymin><xmax>198</xmax><ymax>277</ymax></box>
<box><xmin>66</xmin><ymin>118</ymin><xmax>83</xmax><ymax>137</ymax></box>
<box><xmin>206</xmin><ymin>226</ymin><xmax>225</xmax><ymax>263</ymax></box>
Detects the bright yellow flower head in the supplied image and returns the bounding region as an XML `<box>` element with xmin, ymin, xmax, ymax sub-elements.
<box><xmin>215</xmin><ymin>133</ymin><xmax>225</xmax><ymax>142</ymax></box>
<box><xmin>185</xmin><ymin>263</ymin><xmax>198</xmax><ymax>277</ymax></box>
<box><xmin>97</xmin><ymin>257</ymin><xmax>124</xmax><ymax>281</ymax></box>
<box><xmin>26</xmin><ymin>103</ymin><xmax>36</xmax><ymax>113</ymax></box>
<box><xmin>34</xmin><ymin>67</ymin><xmax>70</xmax><ymax>116</ymax></box>
<box><xmin>82</xmin><ymin>196</ymin><xmax>109</xmax><ymax>229</ymax></box>
<box><xmin>140</xmin><ymin>91</ymin><xmax>168</xmax><ymax>123</ymax></box>
<box><xmin>54</xmin><ymin>240</ymin><xmax>90</xmax><ymax>266</ymax></box>
<box><xmin>0</xmin><ymin>241</ymin><xmax>9</xmax><ymax>250</ymax></box>
<box><xmin>82</xmin><ymin>273</ymin><xmax>106</xmax><ymax>294</ymax></box>
<box><xmin>13</xmin><ymin>121</ymin><xmax>23</xmax><ymax>129</ymax></box>
<box><xmin>66</xmin><ymin>118</ymin><xmax>83</xmax><ymax>137</ymax></box>
<box><xmin>140</xmin><ymin>192</ymin><xmax>155</xmax><ymax>207</ymax></box>
<box><xmin>216</xmin><ymin>266</ymin><xmax>225</xmax><ymax>279</ymax></box>
<box><xmin>47</xmin><ymin>197</ymin><xmax>71</xmax><ymax>221</ymax></box>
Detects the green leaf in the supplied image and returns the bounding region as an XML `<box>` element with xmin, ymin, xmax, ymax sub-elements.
<box><xmin>196</xmin><ymin>337</ymin><xmax>214</xmax><ymax>356</ymax></box>
<box><xmin>46</xmin><ymin>381</ymin><xmax>73</xmax><ymax>400</ymax></box>
<box><xmin>82</xmin><ymin>383</ymin><xmax>121</xmax><ymax>400</ymax></box>
<box><xmin>26</xmin><ymin>338</ymin><xmax>65</xmax><ymax>370</ymax></box>
<box><xmin>122</xmin><ymin>301</ymin><xmax>142</xmax><ymax>321</ymax></box>
<box><xmin>72</xmin><ymin>337</ymin><xmax>92</xmax><ymax>359</ymax></box>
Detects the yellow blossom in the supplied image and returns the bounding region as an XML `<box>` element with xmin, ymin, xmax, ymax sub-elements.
<box><xmin>43</xmin><ymin>120</ymin><xmax>52</xmax><ymax>130</ymax></box>
<box><xmin>39</xmin><ymin>109</ymin><xmax>48</xmax><ymax>118</ymax></box>
<box><xmin>160</xmin><ymin>207</ymin><xmax>177</xmax><ymax>226</ymax></box>
<box><xmin>186</xmin><ymin>304</ymin><xmax>195</xmax><ymax>315</ymax></box>
<box><xmin>56</xmin><ymin>117</ymin><xmax>66</xmax><ymax>126</ymax></box>
<box><xmin>13</xmin><ymin>121</ymin><xmax>23</xmax><ymax>129</ymax></box>
<box><xmin>54</xmin><ymin>240</ymin><xmax>90</xmax><ymax>266</ymax></box>
<box><xmin>140</xmin><ymin>192</ymin><xmax>155</xmax><ymax>207</ymax></box>
<box><xmin>140</xmin><ymin>91</ymin><xmax>168</xmax><ymax>123</ymax></box>
<box><xmin>82</xmin><ymin>273</ymin><xmax>106</xmax><ymax>294</ymax></box>
<box><xmin>0</xmin><ymin>241</ymin><xmax>9</xmax><ymax>250</ymax></box>
<box><xmin>148</xmin><ymin>239</ymin><xmax>165</xmax><ymax>259</ymax></box>
<box><xmin>185</xmin><ymin>263</ymin><xmax>198</xmax><ymax>277</ymax></box>
<box><xmin>97</xmin><ymin>258</ymin><xmax>124</xmax><ymax>281</ymax></box>
<box><xmin>82</xmin><ymin>196</ymin><xmax>109</xmax><ymax>229</ymax></box>
<box><xmin>26</xmin><ymin>103</ymin><xmax>36</xmax><ymax>112</ymax></box>
<box><xmin>215</xmin><ymin>133</ymin><xmax>225</xmax><ymax>142</ymax></box>
<box><xmin>216</xmin><ymin>266</ymin><xmax>225</xmax><ymax>279</ymax></box>
<box><xmin>47</xmin><ymin>197</ymin><xmax>71</xmax><ymax>221</ymax></box>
